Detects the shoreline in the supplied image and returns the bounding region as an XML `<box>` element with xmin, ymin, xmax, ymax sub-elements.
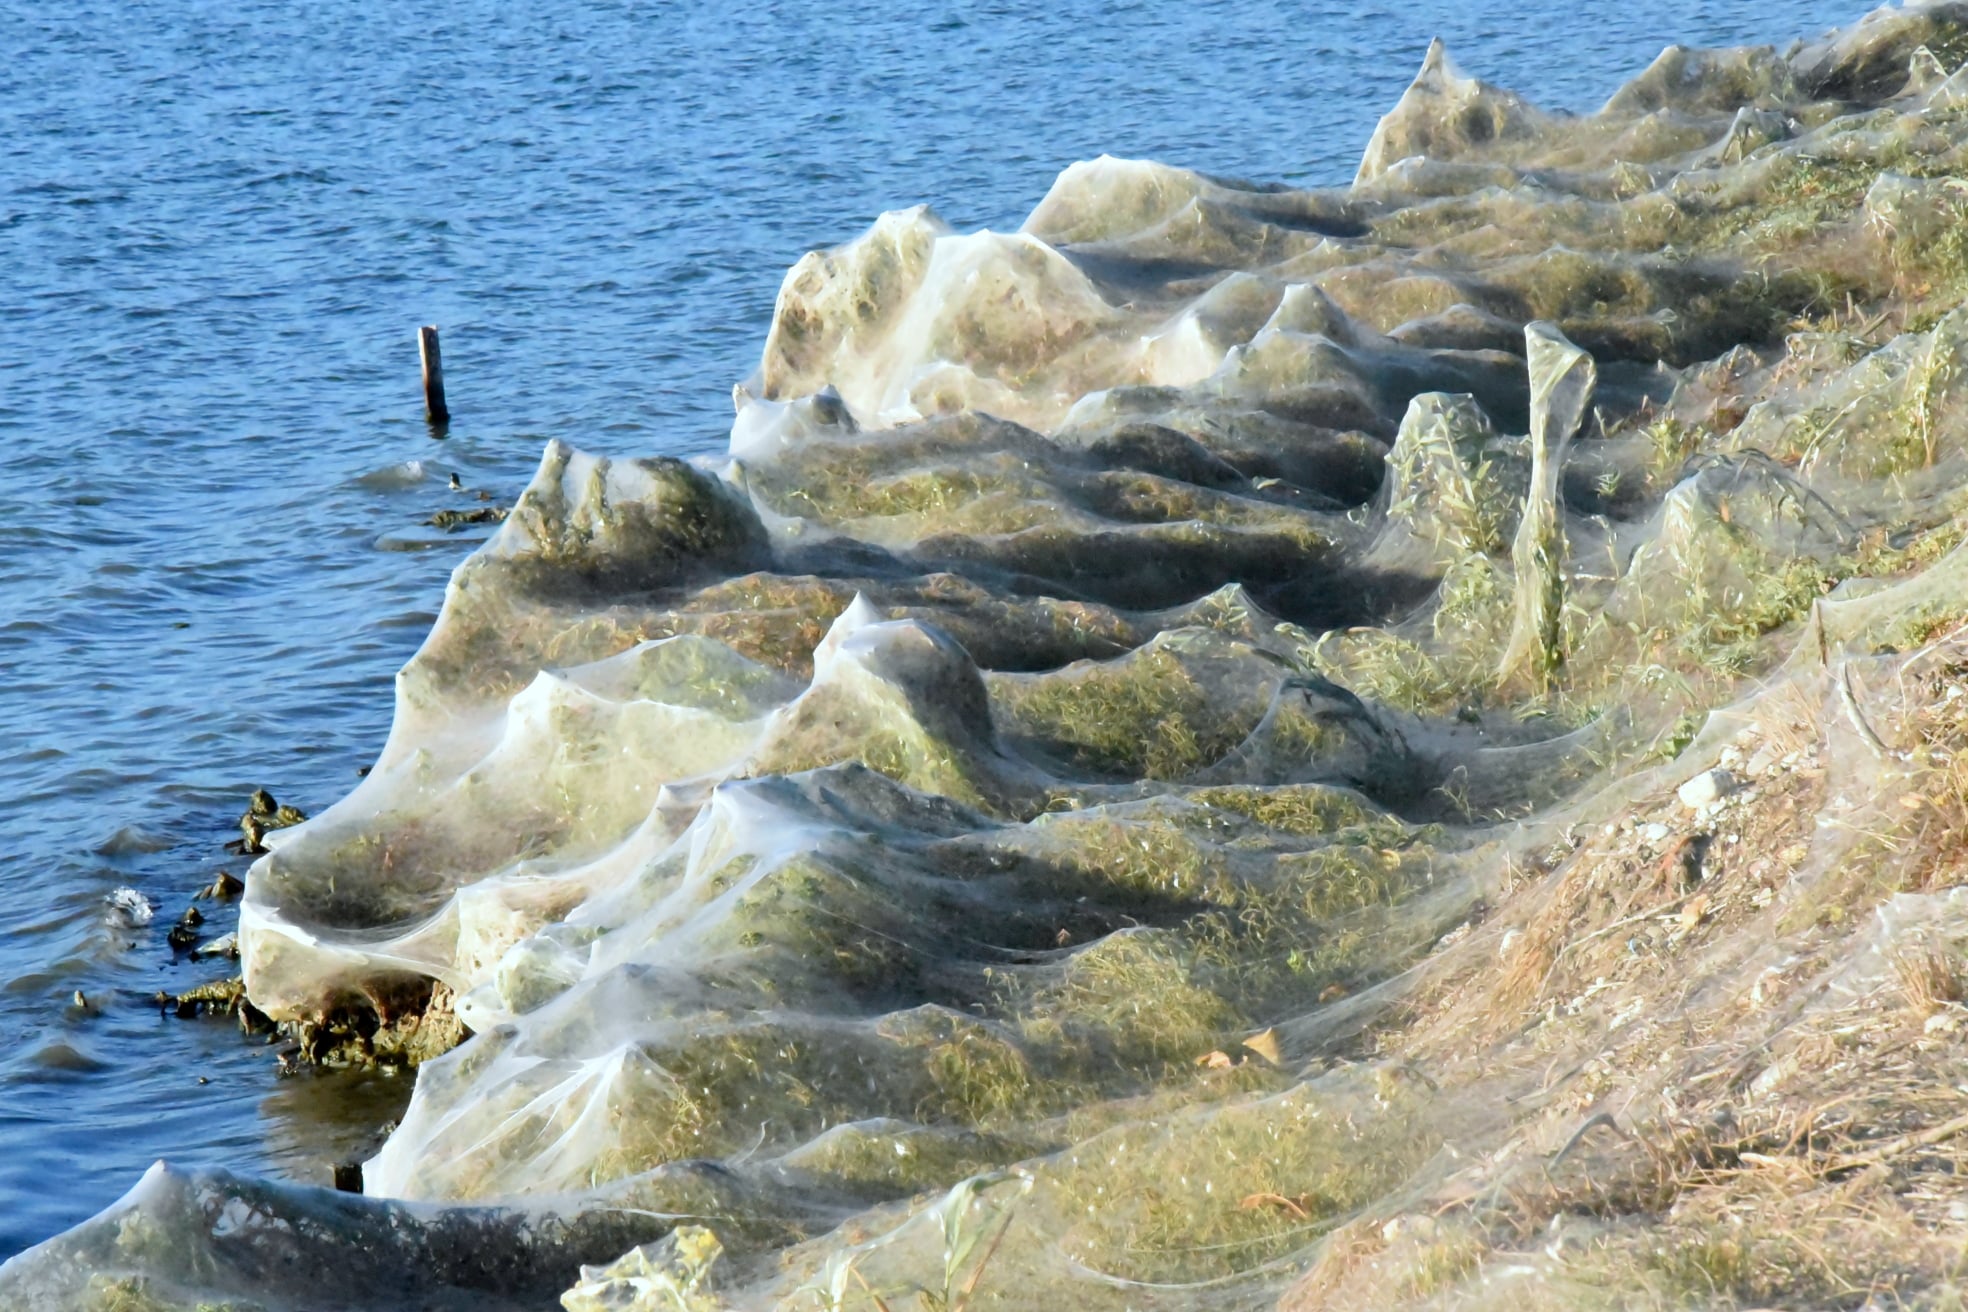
<box><xmin>17</xmin><ymin>5</ymin><xmax>1968</xmax><ymax>1307</ymax></box>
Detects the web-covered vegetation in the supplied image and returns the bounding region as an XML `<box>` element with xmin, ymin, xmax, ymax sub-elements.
<box><xmin>18</xmin><ymin>5</ymin><xmax>1968</xmax><ymax>1309</ymax></box>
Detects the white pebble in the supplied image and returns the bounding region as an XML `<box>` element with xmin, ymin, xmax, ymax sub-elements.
<box><xmin>193</xmin><ymin>931</ymin><xmax>239</xmax><ymax>959</ymax></box>
<box><xmin>1678</xmin><ymin>769</ymin><xmax>1737</xmax><ymax>810</ymax></box>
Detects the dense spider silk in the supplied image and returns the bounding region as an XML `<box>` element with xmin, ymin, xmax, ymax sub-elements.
<box><xmin>19</xmin><ymin>4</ymin><xmax>1968</xmax><ymax>1308</ymax></box>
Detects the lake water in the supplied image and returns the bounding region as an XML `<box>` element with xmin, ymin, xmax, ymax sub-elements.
<box><xmin>0</xmin><ymin>0</ymin><xmax>1872</xmax><ymax>1259</ymax></box>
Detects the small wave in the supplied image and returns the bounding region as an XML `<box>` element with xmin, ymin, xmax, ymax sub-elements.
<box><xmin>350</xmin><ymin>460</ymin><xmax>435</xmax><ymax>491</ymax></box>
<box><xmin>373</xmin><ymin>530</ymin><xmax>473</xmax><ymax>552</ymax></box>
<box><xmin>25</xmin><ymin>1041</ymin><xmax>109</xmax><ymax>1074</ymax></box>
<box><xmin>94</xmin><ymin>827</ymin><xmax>172</xmax><ymax>856</ymax></box>
<box><xmin>245</xmin><ymin>168</ymin><xmax>335</xmax><ymax>188</ymax></box>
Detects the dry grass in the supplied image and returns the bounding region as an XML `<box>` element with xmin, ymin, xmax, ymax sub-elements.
<box><xmin>1274</xmin><ymin>642</ymin><xmax>1968</xmax><ymax>1310</ymax></box>
<box><xmin>1893</xmin><ymin>946</ymin><xmax>1968</xmax><ymax>1018</ymax></box>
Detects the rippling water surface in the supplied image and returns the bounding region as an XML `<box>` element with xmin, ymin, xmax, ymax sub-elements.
<box><xmin>0</xmin><ymin>0</ymin><xmax>1872</xmax><ymax>1257</ymax></box>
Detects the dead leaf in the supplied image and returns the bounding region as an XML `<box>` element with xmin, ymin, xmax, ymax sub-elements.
<box><xmin>1242</xmin><ymin>1027</ymin><xmax>1283</xmax><ymax>1066</ymax></box>
<box><xmin>1198</xmin><ymin>1050</ymin><xmax>1234</xmax><ymax>1069</ymax></box>
<box><xmin>1238</xmin><ymin>1192</ymin><xmax>1310</xmax><ymax>1219</ymax></box>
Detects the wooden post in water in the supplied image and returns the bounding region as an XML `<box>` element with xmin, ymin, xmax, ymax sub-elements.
<box><xmin>418</xmin><ymin>324</ymin><xmax>450</xmax><ymax>425</ymax></box>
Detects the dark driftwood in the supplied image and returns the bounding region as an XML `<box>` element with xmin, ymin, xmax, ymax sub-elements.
<box><xmin>419</xmin><ymin>324</ymin><xmax>449</xmax><ymax>424</ymax></box>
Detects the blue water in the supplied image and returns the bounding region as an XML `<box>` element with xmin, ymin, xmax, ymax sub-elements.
<box><xmin>0</xmin><ymin>0</ymin><xmax>1873</xmax><ymax>1259</ymax></box>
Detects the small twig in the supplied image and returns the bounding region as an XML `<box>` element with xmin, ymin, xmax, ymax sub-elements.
<box><xmin>1557</xmin><ymin>892</ymin><xmax>1699</xmax><ymax>959</ymax></box>
<box><xmin>1780</xmin><ymin>1094</ymin><xmax>1865</xmax><ymax>1155</ymax></box>
<box><xmin>1837</xmin><ymin>662</ymin><xmax>1892</xmax><ymax>759</ymax></box>
<box><xmin>1238</xmin><ymin>1192</ymin><xmax>1311</xmax><ymax>1220</ymax></box>
<box><xmin>1506</xmin><ymin>1058</ymin><xmax>1585</xmax><ymax>1105</ymax></box>
<box><xmin>1548</xmin><ymin>1111</ymin><xmax>1631</xmax><ymax>1172</ymax></box>
<box><xmin>1699</xmin><ymin>982</ymin><xmax>1831</xmax><ymax>1091</ymax></box>
<box><xmin>953</xmin><ymin>1204</ymin><xmax>1018</xmax><ymax>1312</ymax></box>
<box><xmin>1827</xmin><ymin>1108</ymin><xmax>1968</xmax><ymax>1174</ymax></box>
<box><xmin>850</xmin><ymin>1265</ymin><xmax>896</xmax><ymax>1312</ymax></box>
